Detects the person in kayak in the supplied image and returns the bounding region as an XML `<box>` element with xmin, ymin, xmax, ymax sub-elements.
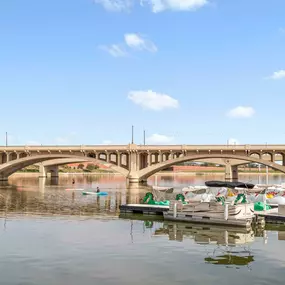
<box><xmin>96</xmin><ymin>187</ymin><xmax>100</xmax><ymax>193</ymax></box>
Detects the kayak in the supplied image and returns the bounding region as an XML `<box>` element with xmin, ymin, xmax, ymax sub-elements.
<box><xmin>82</xmin><ymin>191</ymin><xmax>108</xmax><ymax>196</ymax></box>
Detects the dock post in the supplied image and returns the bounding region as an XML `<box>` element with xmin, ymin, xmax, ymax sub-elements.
<box><xmin>263</xmin><ymin>230</ymin><xmax>268</xmax><ymax>244</ymax></box>
<box><xmin>263</xmin><ymin>192</ymin><xmax>267</xmax><ymax>211</ymax></box>
<box><xmin>266</xmin><ymin>166</ymin><xmax>269</xmax><ymax>185</ymax></box>
<box><xmin>224</xmin><ymin>230</ymin><xmax>229</xmax><ymax>245</ymax></box>
<box><xmin>224</xmin><ymin>202</ymin><xmax>229</xmax><ymax>220</ymax></box>
<box><xmin>173</xmin><ymin>202</ymin><xmax>177</xmax><ymax>218</ymax></box>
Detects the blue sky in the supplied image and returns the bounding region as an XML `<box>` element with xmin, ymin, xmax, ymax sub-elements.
<box><xmin>0</xmin><ymin>0</ymin><xmax>285</xmax><ymax>146</ymax></box>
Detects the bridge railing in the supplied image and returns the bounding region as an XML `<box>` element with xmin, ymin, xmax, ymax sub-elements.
<box><xmin>1</xmin><ymin>144</ymin><xmax>285</xmax><ymax>152</ymax></box>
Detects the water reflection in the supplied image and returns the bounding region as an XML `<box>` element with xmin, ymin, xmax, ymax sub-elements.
<box><xmin>160</xmin><ymin>222</ymin><xmax>255</xmax><ymax>268</ymax></box>
<box><xmin>0</xmin><ymin>176</ymin><xmax>151</xmax><ymax>217</ymax></box>
<box><xmin>155</xmin><ymin>222</ymin><xmax>255</xmax><ymax>245</ymax></box>
<box><xmin>205</xmin><ymin>253</ymin><xmax>254</xmax><ymax>267</ymax></box>
<box><xmin>119</xmin><ymin>214</ymin><xmax>257</xmax><ymax>269</ymax></box>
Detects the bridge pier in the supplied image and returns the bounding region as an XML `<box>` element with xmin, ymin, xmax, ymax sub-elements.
<box><xmin>39</xmin><ymin>164</ymin><xmax>59</xmax><ymax>178</ymax></box>
<box><xmin>126</xmin><ymin>170</ymin><xmax>147</xmax><ymax>185</ymax></box>
<box><xmin>232</xmin><ymin>165</ymin><xmax>239</xmax><ymax>182</ymax></box>
<box><xmin>126</xmin><ymin>171</ymin><xmax>140</xmax><ymax>184</ymax></box>
<box><xmin>225</xmin><ymin>164</ymin><xmax>239</xmax><ymax>182</ymax></box>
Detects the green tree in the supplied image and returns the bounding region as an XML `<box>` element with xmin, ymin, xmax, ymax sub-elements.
<box><xmin>77</xmin><ymin>163</ymin><xmax>85</xmax><ymax>170</ymax></box>
<box><xmin>86</xmin><ymin>163</ymin><xmax>99</xmax><ymax>171</ymax></box>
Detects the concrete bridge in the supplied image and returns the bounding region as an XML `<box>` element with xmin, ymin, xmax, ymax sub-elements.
<box><xmin>1</xmin><ymin>144</ymin><xmax>285</xmax><ymax>183</ymax></box>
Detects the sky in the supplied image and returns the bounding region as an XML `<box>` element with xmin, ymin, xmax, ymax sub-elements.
<box><xmin>0</xmin><ymin>0</ymin><xmax>285</xmax><ymax>146</ymax></box>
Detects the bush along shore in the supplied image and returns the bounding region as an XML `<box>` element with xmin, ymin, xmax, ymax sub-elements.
<box><xmin>18</xmin><ymin>163</ymin><xmax>113</xmax><ymax>174</ymax></box>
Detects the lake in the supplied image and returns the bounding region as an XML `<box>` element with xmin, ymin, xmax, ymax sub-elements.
<box><xmin>0</xmin><ymin>173</ymin><xmax>285</xmax><ymax>285</ymax></box>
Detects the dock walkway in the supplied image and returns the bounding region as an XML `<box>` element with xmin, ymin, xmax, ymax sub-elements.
<box><xmin>120</xmin><ymin>204</ymin><xmax>285</xmax><ymax>226</ymax></box>
<box><xmin>119</xmin><ymin>204</ymin><xmax>168</xmax><ymax>215</ymax></box>
<box><xmin>255</xmin><ymin>208</ymin><xmax>285</xmax><ymax>224</ymax></box>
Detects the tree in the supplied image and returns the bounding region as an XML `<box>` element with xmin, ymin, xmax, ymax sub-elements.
<box><xmin>86</xmin><ymin>163</ymin><xmax>99</xmax><ymax>171</ymax></box>
<box><xmin>77</xmin><ymin>163</ymin><xmax>85</xmax><ymax>170</ymax></box>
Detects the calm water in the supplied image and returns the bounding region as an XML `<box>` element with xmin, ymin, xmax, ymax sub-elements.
<box><xmin>0</xmin><ymin>173</ymin><xmax>285</xmax><ymax>285</ymax></box>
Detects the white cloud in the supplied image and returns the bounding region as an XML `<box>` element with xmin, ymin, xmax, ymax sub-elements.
<box><xmin>128</xmin><ymin>90</ymin><xmax>179</xmax><ymax>111</ymax></box>
<box><xmin>94</xmin><ymin>0</ymin><xmax>133</xmax><ymax>12</ymax></box>
<box><xmin>102</xmin><ymin>140</ymin><xmax>112</xmax><ymax>144</ymax></box>
<box><xmin>141</xmin><ymin>0</ymin><xmax>208</xmax><ymax>13</ymax></box>
<box><xmin>99</xmin><ymin>44</ymin><xmax>128</xmax><ymax>57</ymax></box>
<box><xmin>268</xmin><ymin>70</ymin><xmax>285</xmax><ymax>80</ymax></box>
<box><xmin>227</xmin><ymin>106</ymin><xmax>255</xmax><ymax>118</ymax></box>
<box><xmin>146</xmin><ymin>134</ymin><xmax>174</xmax><ymax>144</ymax></box>
<box><xmin>100</xmin><ymin>34</ymin><xmax>156</xmax><ymax>57</ymax></box>
<box><xmin>227</xmin><ymin>138</ymin><xmax>239</xmax><ymax>145</ymax></box>
<box><xmin>124</xmin><ymin>33</ymin><xmax>157</xmax><ymax>52</ymax></box>
<box><xmin>94</xmin><ymin>0</ymin><xmax>208</xmax><ymax>12</ymax></box>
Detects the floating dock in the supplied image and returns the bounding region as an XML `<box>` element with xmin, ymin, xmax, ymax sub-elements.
<box><xmin>119</xmin><ymin>204</ymin><xmax>169</xmax><ymax>215</ymax></box>
<box><xmin>120</xmin><ymin>203</ymin><xmax>256</xmax><ymax>227</ymax></box>
<box><xmin>119</xmin><ymin>204</ymin><xmax>285</xmax><ymax>226</ymax></box>
<box><xmin>163</xmin><ymin>211</ymin><xmax>253</xmax><ymax>228</ymax></box>
<box><xmin>255</xmin><ymin>207</ymin><xmax>285</xmax><ymax>224</ymax></box>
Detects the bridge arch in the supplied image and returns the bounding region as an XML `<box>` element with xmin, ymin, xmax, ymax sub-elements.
<box><xmin>10</xmin><ymin>152</ymin><xmax>17</xmax><ymax>161</ymax></box>
<box><xmin>274</xmin><ymin>152</ymin><xmax>285</xmax><ymax>165</ymax></box>
<box><xmin>19</xmin><ymin>152</ymin><xmax>28</xmax><ymax>159</ymax></box>
<box><xmin>0</xmin><ymin>154</ymin><xmax>129</xmax><ymax>180</ymax></box>
<box><xmin>249</xmin><ymin>152</ymin><xmax>261</xmax><ymax>159</ymax></box>
<box><xmin>108</xmin><ymin>152</ymin><xmax>118</xmax><ymax>164</ymax></box>
<box><xmin>138</xmin><ymin>154</ymin><xmax>285</xmax><ymax>181</ymax></box>
<box><xmin>173</xmin><ymin>152</ymin><xmax>183</xmax><ymax>159</ymax></box>
<box><xmin>261</xmin><ymin>152</ymin><xmax>274</xmax><ymax>162</ymax></box>
<box><xmin>40</xmin><ymin>158</ymin><xmax>89</xmax><ymax>167</ymax></box>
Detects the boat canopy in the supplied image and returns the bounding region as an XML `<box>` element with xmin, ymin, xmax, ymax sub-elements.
<box><xmin>205</xmin><ymin>181</ymin><xmax>255</xmax><ymax>189</ymax></box>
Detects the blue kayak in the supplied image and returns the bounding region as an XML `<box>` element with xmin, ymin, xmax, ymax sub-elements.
<box><xmin>82</xmin><ymin>191</ymin><xmax>108</xmax><ymax>196</ymax></box>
